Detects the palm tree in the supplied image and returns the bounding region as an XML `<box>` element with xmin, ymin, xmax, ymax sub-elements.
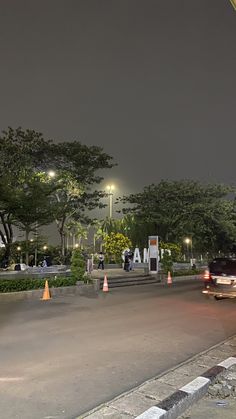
<box><xmin>65</xmin><ymin>220</ymin><xmax>88</xmax><ymax>249</ymax></box>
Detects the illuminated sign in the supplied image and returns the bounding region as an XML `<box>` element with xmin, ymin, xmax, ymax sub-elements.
<box><xmin>148</xmin><ymin>235</ymin><xmax>159</xmax><ymax>273</ymax></box>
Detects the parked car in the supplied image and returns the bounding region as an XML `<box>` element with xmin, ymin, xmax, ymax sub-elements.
<box><xmin>202</xmin><ymin>257</ymin><xmax>236</xmax><ymax>300</ymax></box>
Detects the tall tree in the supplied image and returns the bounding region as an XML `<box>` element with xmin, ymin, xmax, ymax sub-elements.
<box><xmin>0</xmin><ymin>127</ymin><xmax>55</xmax><ymax>262</ymax></box>
<box><xmin>0</xmin><ymin>127</ymin><xmax>113</xmax><ymax>263</ymax></box>
<box><xmin>120</xmin><ymin>180</ymin><xmax>236</xmax><ymax>254</ymax></box>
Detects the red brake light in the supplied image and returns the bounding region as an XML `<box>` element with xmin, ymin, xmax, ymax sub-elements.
<box><xmin>203</xmin><ymin>270</ymin><xmax>211</xmax><ymax>280</ymax></box>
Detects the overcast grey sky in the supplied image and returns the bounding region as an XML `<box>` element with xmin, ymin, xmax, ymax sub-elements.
<box><xmin>0</xmin><ymin>0</ymin><xmax>235</xmax><ymax>201</ymax></box>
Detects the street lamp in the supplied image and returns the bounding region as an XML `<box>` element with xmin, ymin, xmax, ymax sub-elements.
<box><xmin>17</xmin><ymin>246</ymin><xmax>22</xmax><ymax>263</ymax></box>
<box><xmin>48</xmin><ymin>170</ymin><xmax>56</xmax><ymax>178</ymax></box>
<box><xmin>106</xmin><ymin>184</ymin><xmax>115</xmax><ymax>218</ymax></box>
<box><xmin>184</xmin><ymin>237</ymin><xmax>192</xmax><ymax>260</ymax></box>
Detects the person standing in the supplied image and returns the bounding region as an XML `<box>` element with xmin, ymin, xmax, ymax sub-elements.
<box><xmin>97</xmin><ymin>252</ymin><xmax>105</xmax><ymax>270</ymax></box>
<box><xmin>124</xmin><ymin>250</ymin><xmax>130</xmax><ymax>272</ymax></box>
<box><xmin>128</xmin><ymin>249</ymin><xmax>134</xmax><ymax>271</ymax></box>
<box><xmin>41</xmin><ymin>257</ymin><xmax>47</xmax><ymax>268</ymax></box>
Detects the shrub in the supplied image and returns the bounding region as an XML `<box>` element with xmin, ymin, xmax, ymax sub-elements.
<box><xmin>103</xmin><ymin>232</ymin><xmax>132</xmax><ymax>263</ymax></box>
<box><xmin>70</xmin><ymin>249</ymin><xmax>86</xmax><ymax>281</ymax></box>
<box><xmin>161</xmin><ymin>252</ymin><xmax>173</xmax><ymax>274</ymax></box>
<box><xmin>172</xmin><ymin>268</ymin><xmax>203</xmax><ymax>277</ymax></box>
<box><xmin>0</xmin><ymin>276</ymin><xmax>78</xmax><ymax>293</ymax></box>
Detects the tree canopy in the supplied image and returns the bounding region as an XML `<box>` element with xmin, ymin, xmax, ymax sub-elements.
<box><xmin>0</xmin><ymin>127</ymin><xmax>114</xmax><ymax>263</ymax></box>
<box><xmin>120</xmin><ymin>180</ymin><xmax>236</xmax><ymax>255</ymax></box>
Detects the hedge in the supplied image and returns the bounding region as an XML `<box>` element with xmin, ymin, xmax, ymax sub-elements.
<box><xmin>172</xmin><ymin>269</ymin><xmax>203</xmax><ymax>277</ymax></box>
<box><xmin>0</xmin><ymin>276</ymin><xmax>78</xmax><ymax>293</ymax></box>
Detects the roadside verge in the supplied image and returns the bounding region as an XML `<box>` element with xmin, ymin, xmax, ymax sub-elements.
<box><xmin>77</xmin><ymin>335</ymin><xmax>236</xmax><ymax>419</ymax></box>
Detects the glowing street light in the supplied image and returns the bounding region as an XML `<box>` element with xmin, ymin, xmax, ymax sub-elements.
<box><xmin>184</xmin><ymin>237</ymin><xmax>192</xmax><ymax>260</ymax></box>
<box><xmin>48</xmin><ymin>170</ymin><xmax>56</xmax><ymax>178</ymax></box>
<box><xmin>16</xmin><ymin>246</ymin><xmax>22</xmax><ymax>263</ymax></box>
<box><xmin>106</xmin><ymin>184</ymin><xmax>115</xmax><ymax>218</ymax></box>
<box><xmin>43</xmin><ymin>245</ymin><xmax>48</xmax><ymax>251</ymax></box>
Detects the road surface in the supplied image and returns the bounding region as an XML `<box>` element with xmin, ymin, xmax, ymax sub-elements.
<box><xmin>0</xmin><ymin>279</ymin><xmax>236</xmax><ymax>419</ymax></box>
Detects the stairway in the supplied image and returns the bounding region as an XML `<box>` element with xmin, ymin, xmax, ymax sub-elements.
<box><xmin>99</xmin><ymin>275</ymin><xmax>161</xmax><ymax>289</ymax></box>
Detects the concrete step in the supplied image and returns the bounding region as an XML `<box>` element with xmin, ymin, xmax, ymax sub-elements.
<box><xmin>99</xmin><ymin>275</ymin><xmax>160</xmax><ymax>288</ymax></box>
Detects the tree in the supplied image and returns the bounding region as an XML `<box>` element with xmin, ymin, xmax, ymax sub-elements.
<box><xmin>0</xmin><ymin>127</ymin><xmax>55</xmax><ymax>262</ymax></box>
<box><xmin>65</xmin><ymin>220</ymin><xmax>88</xmax><ymax>248</ymax></box>
<box><xmin>40</xmin><ymin>141</ymin><xmax>114</xmax><ymax>259</ymax></box>
<box><xmin>48</xmin><ymin>172</ymin><xmax>108</xmax><ymax>259</ymax></box>
<box><xmin>70</xmin><ymin>249</ymin><xmax>86</xmax><ymax>281</ymax></box>
<box><xmin>0</xmin><ymin>127</ymin><xmax>113</xmax><ymax>263</ymax></box>
<box><xmin>103</xmin><ymin>232</ymin><xmax>132</xmax><ymax>263</ymax></box>
<box><xmin>7</xmin><ymin>173</ymin><xmax>57</xmax><ymax>264</ymax></box>
<box><xmin>160</xmin><ymin>242</ymin><xmax>181</xmax><ymax>262</ymax></box>
<box><xmin>161</xmin><ymin>252</ymin><xmax>173</xmax><ymax>274</ymax></box>
<box><xmin>120</xmin><ymin>180</ymin><xmax>236</xmax><ymax>255</ymax></box>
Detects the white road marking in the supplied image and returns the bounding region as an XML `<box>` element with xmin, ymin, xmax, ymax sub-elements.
<box><xmin>218</xmin><ymin>356</ymin><xmax>236</xmax><ymax>369</ymax></box>
<box><xmin>0</xmin><ymin>377</ymin><xmax>24</xmax><ymax>382</ymax></box>
<box><xmin>136</xmin><ymin>406</ymin><xmax>167</xmax><ymax>418</ymax></box>
<box><xmin>180</xmin><ymin>376</ymin><xmax>210</xmax><ymax>394</ymax></box>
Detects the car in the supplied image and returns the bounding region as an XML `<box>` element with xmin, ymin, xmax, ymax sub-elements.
<box><xmin>202</xmin><ymin>257</ymin><xmax>236</xmax><ymax>300</ymax></box>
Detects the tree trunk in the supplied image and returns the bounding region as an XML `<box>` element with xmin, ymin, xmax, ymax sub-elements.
<box><xmin>56</xmin><ymin>218</ymin><xmax>66</xmax><ymax>262</ymax></box>
<box><xmin>0</xmin><ymin>213</ymin><xmax>14</xmax><ymax>265</ymax></box>
<box><xmin>66</xmin><ymin>234</ymin><xmax>69</xmax><ymax>250</ymax></box>
<box><xmin>25</xmin><ymin>230</ymin><xmax>30</xmax><ymax>265</ymax></box>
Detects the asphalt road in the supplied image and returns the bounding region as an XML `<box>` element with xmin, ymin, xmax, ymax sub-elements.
<box><xmin>0</xmin><ymin>279</ymin><xmax>236</xmax><ymax>419</ymax></box>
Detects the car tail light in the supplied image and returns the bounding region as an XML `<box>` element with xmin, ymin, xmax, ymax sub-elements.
<box><xmin>203</xmin><ymin>269</ymin><xmax>211</xmax><ymax>281</ymax></box>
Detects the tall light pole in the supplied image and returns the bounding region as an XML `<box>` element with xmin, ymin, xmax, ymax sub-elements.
<box><xmin>48</xmin><ymin>170</ymin><xmax>56</xmax><ymax>178</ymax></box>
<box><xmin>17</xmin><ymin>246</ymin><xmax>22</xmax><ymax>264</ymax></box>
<box><xmin>184</xmin><ymin>237</ymin><xmax>192</xmax><ymax>261</ymax></box>
<box><xmin>106</xmin><ymin>185</ymin><xmax>115</xmax><ymax>218</ymax></box>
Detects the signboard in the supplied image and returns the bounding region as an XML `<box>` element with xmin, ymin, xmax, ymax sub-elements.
<box><xmin>148</xmin><ymin>235</ymin><xmax>159</xmax><ymax>274</ymax></box>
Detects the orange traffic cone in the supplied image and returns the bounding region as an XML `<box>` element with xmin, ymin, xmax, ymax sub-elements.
<box><xmin>167</xmin><ymin>271</ymin><xmax>172</xmax><ymax>285</ymax></box>
<box><xmin>41</xmin><ymin>279</ymin><xmax>51</xmax><ymax>300</ymax></box>
<box><xmin>103</xmin><ymin>275</ymin><xmax>109</xmax><ymax>292</ymax></box>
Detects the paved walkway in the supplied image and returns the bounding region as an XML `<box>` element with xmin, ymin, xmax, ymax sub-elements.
<box><xmin>78</xmin><ymin>335</ymin><xmax>236</xmax><ymax>418</ymax></box>
<box><xmin>180</xmin><ymin>397</ymin><xmax>236</xmax><ymax>418</ymax></box>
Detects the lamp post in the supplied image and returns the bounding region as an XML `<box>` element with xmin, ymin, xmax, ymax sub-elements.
<box><xmin>106</xmin><ymin>184</ymin><xmax>115</xmax><ymax>218</ymax></box>
<box><xmin>48</xmin><ymin>170</ymin><xmax>56</xmax><ymax>178</ymax></box>
<box><xmin>184</xmin><ymin>237</ymin><xmax>192</xmax><ymax>261</ymax></box>
<box><xmin>17</xmin><ymin>246</ymin><xmax>22</xmax><ymax>264</ymax></box>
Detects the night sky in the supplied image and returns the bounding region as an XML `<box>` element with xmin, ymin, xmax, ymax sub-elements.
<box><xmin>0</xmin><ymin>0</ymin><xmax>235</xmax><ymax>201</ymax></box>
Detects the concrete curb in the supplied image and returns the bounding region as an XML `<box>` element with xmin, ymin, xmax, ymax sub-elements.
<box><xmin>0</xmin><ymin>283</ymin><xmax>95</xmax><ymax>301</ymax></box>
<box><xmin>135</xmin><ymin>356</ymin><xmax>236</xmax><ymax>419</ymax></box>
<box><xmin>78</xmin><ymin>334</ymin><xmax>236</xmax><ymax>419</ymax></box>
<box><xmin>0</xmin><ymin>274</ymin><xmax>201</xmax><ymax>301</ymax></box>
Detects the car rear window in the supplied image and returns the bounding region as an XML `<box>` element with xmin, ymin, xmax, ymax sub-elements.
<box><xmin>209</xmin><ymin>259</ymin><xmax>236</xmax><ymax>275</ymax></box>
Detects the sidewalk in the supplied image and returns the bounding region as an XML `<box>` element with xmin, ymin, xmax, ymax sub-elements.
<box><xmin>180</xmin><ymin>397</ymin><xmax>236</xmax><ymax>418</ymax></box>
<box><xmin>77</xmin><ymin>335</ymin><xmax>236</xmax><ymax>419</ymax></box>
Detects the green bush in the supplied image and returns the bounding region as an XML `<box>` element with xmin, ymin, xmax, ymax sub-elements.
<box><xmin>70</xmin><ymin>248</ymin><xmax>86</xmax><ymax>281</ymax></box>
<box><xmin>0</xmin><ymin>276</ymin><xmax>78</xmax><ymax>293</ymax></box>
<box><xmin>172</xmin><ymin>268</ymin><xmax>203</xmax><ymax>277</ymax></box>
<box><xmin>161</xmin><ymin>252</ymin><xmax>173</xmax><ymax>274</ymax></box>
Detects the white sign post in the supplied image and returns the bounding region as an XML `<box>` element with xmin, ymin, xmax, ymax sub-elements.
<box><xmin>148</xmin><ymin>236</ymin><xmax>159</xmax><ymax>274</ymax></box>
<box><xmin>133</xmin><ymin>247</ymin><xmax>141</xmax><ymax>263</ymax></box>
